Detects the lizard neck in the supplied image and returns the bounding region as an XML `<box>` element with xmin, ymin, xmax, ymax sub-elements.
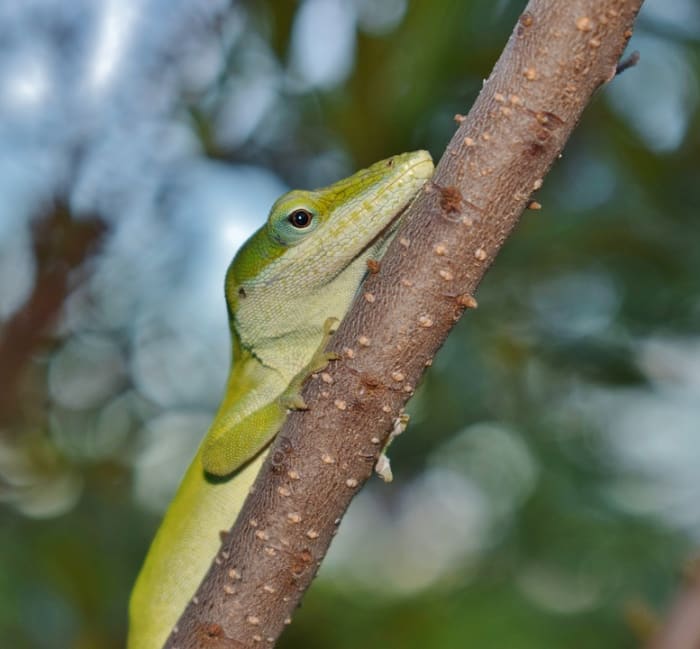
<box><xmin>233</xmin><ymin>250</ymin><xmax>373</xmax><ymax>381</ymax></box>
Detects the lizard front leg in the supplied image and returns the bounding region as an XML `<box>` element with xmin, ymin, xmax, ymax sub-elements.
<box><xmin>202</xmin><ymin>318</ymin><xmax>340</xmax><ymax>477</ymax></box>
<box><xmin>279</xmin><ymin>317</ymin><xmax>340</xmax><ymax>411</ymax></box>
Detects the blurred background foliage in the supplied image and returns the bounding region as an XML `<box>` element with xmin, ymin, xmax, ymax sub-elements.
<box><xmin>1</xmin><ymin>0</ymin><xmax>699</xmax><ymax>648</ymax></box>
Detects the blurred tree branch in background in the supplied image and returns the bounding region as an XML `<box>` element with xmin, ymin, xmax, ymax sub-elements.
<box><xmin>646</xmin><ymin>557</ymin><xmax>700</xmax><ymax>649</ymax></box>
<box><xmin>166</xmin><ymin>1</ymin><xmax>644</xmax><ymax>647</ymax></box>
<box><xmin>0</xmin><ymin>203</ymin><xmax>106</xmax><ymax>427</ymax></box>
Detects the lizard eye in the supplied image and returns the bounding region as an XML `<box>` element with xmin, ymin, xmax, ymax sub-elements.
<box><xmin>288</xmin><ymin>209</ymin><xmax>313</xmax><ymax>229</ymax></box>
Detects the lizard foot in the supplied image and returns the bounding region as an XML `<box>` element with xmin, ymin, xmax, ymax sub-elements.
<box><xmin>279</xmin><ymin>317</ymin><xmax>341</xmax><ymax>412</ymax></box>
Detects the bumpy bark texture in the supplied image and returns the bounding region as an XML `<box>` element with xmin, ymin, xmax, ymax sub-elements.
<box><xmin>164</xmin><ymin>1</ymin><xmax>644</xmax><ymax>647</ymax></box>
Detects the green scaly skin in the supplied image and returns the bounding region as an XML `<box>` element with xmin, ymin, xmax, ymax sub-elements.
<box><xmin>127</xmin><ymin>151</ymin><xmax>434</xmax><ymax>649</ymax></box>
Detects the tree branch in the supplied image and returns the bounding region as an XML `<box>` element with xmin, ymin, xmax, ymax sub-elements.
<box><xmin>164</xmin><ymin>1</ymin><xmax>644</xmax><ymax>646</ymax></box>
<box><xmin>0</xmin><ymin>201</ymin><xmax>106</xmax><ymax>425</ymax></box>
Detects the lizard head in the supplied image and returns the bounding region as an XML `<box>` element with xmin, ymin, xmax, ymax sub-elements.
<box><xmin>225</xmin><ymin>150</ymin><xmax>434</xmax><ymax>325</ymax></box>
<box><xmin>223</xmin><ymin>150</ymin><xmax>434</xmax><ymax>366</ymax></box>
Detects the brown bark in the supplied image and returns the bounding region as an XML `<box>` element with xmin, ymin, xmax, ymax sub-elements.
<box><xmin>164</xmin><ymin>1</ymin><xmax>644</xmax><ymax>647</ymax></box>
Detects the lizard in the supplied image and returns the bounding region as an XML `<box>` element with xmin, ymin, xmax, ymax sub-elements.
<box><xmin>127</xmin><ymin>150</ymin><xmax>434</xmax><ymax>649</ymax></box>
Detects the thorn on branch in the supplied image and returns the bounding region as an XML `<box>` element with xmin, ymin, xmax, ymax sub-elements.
<box><xmin>616</xmin><ymin>50</ymin><xmax>640</xmax><ymax>76</ymax></box>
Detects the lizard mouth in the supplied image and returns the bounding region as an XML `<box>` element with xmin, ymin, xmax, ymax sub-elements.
<box><xmin>351</xmin><ymin>200</ymin><xmax>411</xmax><ymax>264</ymax></box>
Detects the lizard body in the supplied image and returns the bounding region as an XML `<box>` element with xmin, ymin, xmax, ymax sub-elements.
<box><xmin>128</xmin><ymin>150</ymin><xmax>434</xmax><ymax>649</ymax></box>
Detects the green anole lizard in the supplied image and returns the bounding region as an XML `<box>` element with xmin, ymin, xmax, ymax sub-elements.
<box><xmin>127</xmin><ymin>150</ymin><xmax>434</xmax><ymax>649</ymax></box>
